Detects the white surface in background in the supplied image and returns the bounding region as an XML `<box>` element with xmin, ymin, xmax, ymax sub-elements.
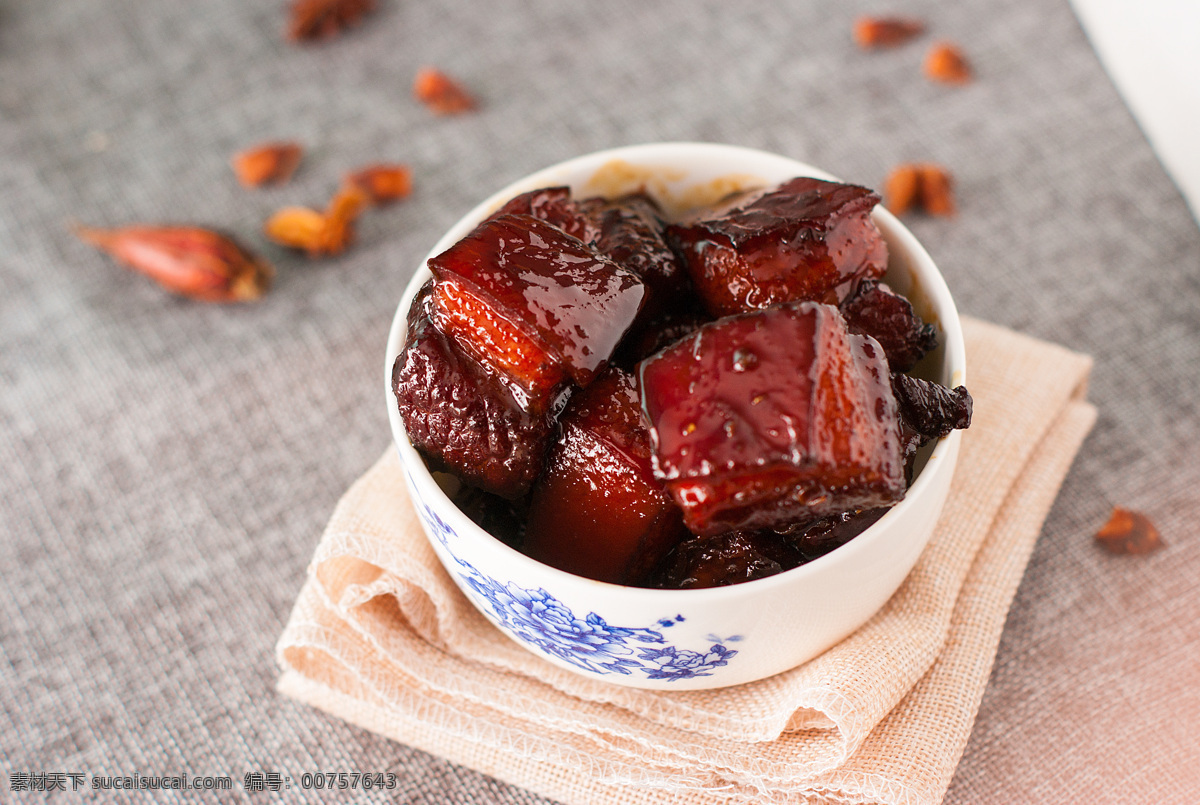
<box><xmin>1071</xmin><ymin>0</ymin><xmax>1200</xmax><ymax>224</ymax></box>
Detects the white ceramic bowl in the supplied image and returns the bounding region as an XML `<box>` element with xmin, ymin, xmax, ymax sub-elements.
<box><xmin>385</xmin><ymin>142</ymin><xmax>965</xmax><ymax>690</ymax></box>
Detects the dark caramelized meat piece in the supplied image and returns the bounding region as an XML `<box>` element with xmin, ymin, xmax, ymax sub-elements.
<box><xmin>640</xmin><ymin>302</ymin><xmax>905</xmax><ymax>536</ymax></box>
<box><xmin>891</xmin><ymin>374</ymin><xmax>973</xmax><ymax>481</ymax></box>
<box><xmin>840</xmin><ymin>279</ymin><xmax>938</xmax><ymax>372</ymax></box>
<box><xmin>522</xmin><ymin>367</ymin><xmax>689</xmax><ymax>585</ymax></box>
<box><xmin>455</xmin><ymin>485</ymin><xmax>529</xmax><ymax>549</ymax></box>
<box><xmin>652</xmin><ymin>506</ymin><xmax>891</xmax><ymax>589</ymax></box>
<box><xmin>611</xmin><ymin>306</ymin><xmax>711</xmax><ymax>371</ymax></box>
<box><xmin>492</xmin><ymin>186</ymin><xmax>600</xmax><ymax>244</ymax></box>
<box><xmin>782</xmin><ymin>507</ymin><xmax>889</xmax><ymax>560</ymax></box>
<box><xmin>428</xmin><ymin>213</ymin><xmax>646</xmax><ymax>413</ymax></box>
<box><xmin>652</xmin><ymin>530</ymin><xmax>805</xmax><ymax>589</ymax></box>
<box><xmin>392</xmin><ymin>282</ymin><xmax>554</xmax><ymax>499</ymax></box>
<box><xmin>583</xmin><ymin>193</ymin><xmax>693</xmax><ymax>321</ymax></box>
<box><xmin>667</xmin><ymin>176</ymin><xmax>888</xmax><ymax>316</ymax></box>
<box><xmin>891</xmin><ymin>374</ymin><xmax>973</xmax><ymax>441</ymax></box>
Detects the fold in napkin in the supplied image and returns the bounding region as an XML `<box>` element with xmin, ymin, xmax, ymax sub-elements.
<box><xmin>276</xmin><ymin>317</ymin><xmax>1096</xmax><ymax>805</ymax></box>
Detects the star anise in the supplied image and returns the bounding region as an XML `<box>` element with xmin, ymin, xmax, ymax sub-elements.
<box><xmin>286</xmin><ymin>0</ymin><xmax>376</xmax><ymax>43</ymax></box>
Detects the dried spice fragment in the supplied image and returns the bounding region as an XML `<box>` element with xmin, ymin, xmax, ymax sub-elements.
<box><xmin>75</xmin><ymin>225</ymin><xmax>272</xmax><ymax>302</ymax></box>
<box><xmin>853</xmin><ymin>16</ymin><xmax>925</xmax><ymax>49</ymax></box>
<box><xmin>346</xmin><ymin>163</ymin><xmax>413</xmax><ymax>205</ymax></box>
<box><xmin>883</xmin><ymin>164</ymin><xmax>922</xmax><ymax>216</ymax></box>
<box><xmin>317</xmin><ymin>183</ymin><xmax>370</xmax><ymax>253</ymax></box>
<box><xmin>924</xmin><ymin>42</ymin><xmax>972</xmax><ymax>84</ymax></box>
<box><xmin>232</xmin><ymin>141</ymin><xmax>303</xmax><ymax>187</ymax></box>
<box><xmin>920</xmin><ymin>165</ymin><xmax>957</xmax><ymax>215</ymax></box>
<box><xmin>413</xmin><ymin>67</ymin><xmax>475</xmax><ymax>115</ymax></box>
<box><xmin>884</xmin><ymin>163</ymin><xmax>957</xmax><ymax>217</ymax></box>
<box><xmin>264</xmin><ymin>206</ymin><xmax>326</xmax><ymax>253</ymax></box>
<box><xmin>1095</xmin><ymin>507</ymin><xmax>1163</xmax><ymax>555</ymax></box>
<box><xmin>287</xmin><ymin>0</ymin><xmax>375</xmax><ymax>42</ymax></box>
<box><xmin>264</xmin><ymin>184</ymin><xmax>370</xmax><ymax>257</ymax></box>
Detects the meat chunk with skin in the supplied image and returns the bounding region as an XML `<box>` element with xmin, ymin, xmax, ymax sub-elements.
<box><xmin>666</xmin><ymin>176</ymin><xmax>888</xmax><ymax>317</ymax></box>
<box><xmin>392</xmin><ymin>281</ymin><xmax>554</xmax><ymax>500</ymax></box>
<box><xmin>492</xmin><ymin>186</ymin><xmax>601</xmax><ymax>245</ymax></box>
<box><xmin>639</xmin><ymin>302</ymin><xmax>906</xmax><ymax>536</ymax></box>
<box><xmin>427</xmin><ymin>213</ymin><xmax>646</xmax><ymax>414</ymax></box>
<box><xmin>523</xmin><ymin>367</ymin><xmax>689</xmax><ymax>585</ymax></box>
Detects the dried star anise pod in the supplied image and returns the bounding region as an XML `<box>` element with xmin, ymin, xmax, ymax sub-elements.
<box><xmin>1095</xmin><ymin>507</ymin><xmax>1164</xmax><ymax>555</ymax></box>
<box><xmin>884</xmin><ymin>163</ymin><xmax>957</xmax><ymax>217</ymax></box>
<box><xmin>924</xmin><ymin>42</ymin><xmax>972</xmax><ymax>84</ymax></box>
<box><xmin>853</xmin><ymin>16</ymin><xmax>925</xmax><ymax>49</ymax></box>
<box><xmin>76</xmin><ymin>225</ymin><xmax>273</xmax><ymax>302</ymax></box>
<box><xmin>413</xmin><ymin>67</ymin><xmax>475</xmax><ymax>115</ymax></box>
<box><xmin>286</xmin><ymin>0</ymin><xmax>376</xmax><ymax>42</ymax></box>
<box><xmin>346</xmin><ymin>163</ymin><xmax>413</xmax><ymax>205</ymax></box>
<box><xmin>232</xmin><ymin>141</ymin><xmax>303</xmax><ymax>187</ymax></box>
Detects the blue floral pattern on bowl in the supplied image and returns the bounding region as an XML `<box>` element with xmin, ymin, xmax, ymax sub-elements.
<box><xmin>412</xmin><ymin>492</ymin><xmax>740</xmax><ymax>681</ymax></box>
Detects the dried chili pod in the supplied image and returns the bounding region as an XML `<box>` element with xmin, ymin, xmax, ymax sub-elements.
<box><xmin>75</xmin><ymin>225</ymin><xmax>273</xmax><ymax>302</ymax></box>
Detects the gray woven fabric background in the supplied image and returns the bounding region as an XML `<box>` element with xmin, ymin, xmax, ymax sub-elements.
<box><xmin>2</xmin><ymin>1</ymin><xmax>1197</xmax><ymax>803</ymax></box>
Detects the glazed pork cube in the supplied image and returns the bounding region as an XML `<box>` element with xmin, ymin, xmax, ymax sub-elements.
<box><xmin>492</xmin><ymin>186</ymin><xmax>600</xmax><ymax>245</ymax></box>
<box><xmin>427</xmin><ymin>213</ymin><xmax>646</xmax><ymax>413</ymax></box>
<box><xmin>639</xmin><ymin>302</ymin><xmax>906</xmax><ymax>536</ymax></box>
<box><xmin>522</xmin><ymin>367</ymin><xmax>689</xmax><ymax>585</ymax></box>
<box><xmin>667</xmin><ymin>176</ymin><xmax>888</xmax><ymax>316</ymax></box>
<box><xmin>392</xmin><ymin>282</ymin><xmax>554</xmax><ymax>500</ymax></box>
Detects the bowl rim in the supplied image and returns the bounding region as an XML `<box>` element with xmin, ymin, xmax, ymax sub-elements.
<box><xmin>385</xmin><ymin>141</ymin><xmax>966</xmax><ymax>602</ymax></box>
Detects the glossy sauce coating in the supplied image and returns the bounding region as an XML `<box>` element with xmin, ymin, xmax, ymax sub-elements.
<box><xmin>640</xmin><ymin>302</ymin><xmax>905</xmax><ymax>535</ymax></box>
<box><xmin>494</xmin><ymin>186</ymin><xmax>601</xmax><ymax>245</ymax></box>
<box><xmin>523</xmin><ymin>368</ymin><xmax>688</xmax><ymax>584</ymax></box>
<box><xmin>428</xmin><ymin>213</ymin><xmax>646</xmax><ymax>392</ymax></box>
<box><xmin>667</xmin><ymin>176</ymin><xmax>887</xmax><ymax>316</ymax></box>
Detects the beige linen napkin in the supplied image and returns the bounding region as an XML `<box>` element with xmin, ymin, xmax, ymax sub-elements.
<box><xmin>276</xmin><ymin>316</ymin><xmax>1096</xmax><ymax>805</ymax></box>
